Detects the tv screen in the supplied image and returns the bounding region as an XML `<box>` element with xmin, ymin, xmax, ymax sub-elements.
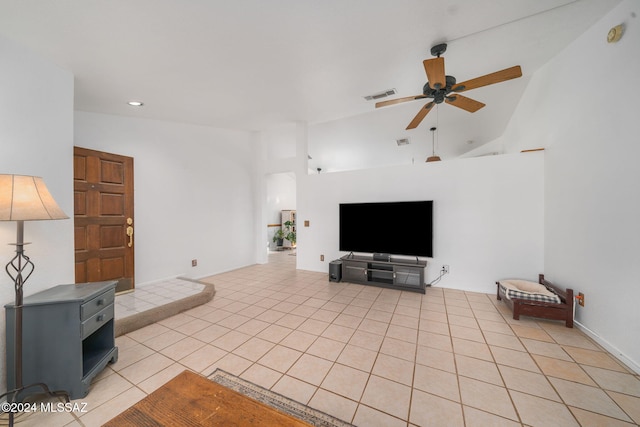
<box><xmin>339</xmin><ymin>201</ymin><xmax>433</xmax><ymax>257</ymax></box>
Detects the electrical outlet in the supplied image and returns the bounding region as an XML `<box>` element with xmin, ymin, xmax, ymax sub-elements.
<box><xmin>320</xmin><ymin>254</ymin><xmax>324</xmax><ymax>261</ymax></box>
<box><xmin>577</xmin><ymin>292</ymin><xmax>585</xmax><ymax>307</ymax></box>
<box><xmin>442</xmin><ymin>265</ymin><xmax>449</xmax><ymax>274</ymax></box>
<box><xmin>191</xmin><ymin>259</ymin><xmax>197</xmax><ymax>267</ymax></box>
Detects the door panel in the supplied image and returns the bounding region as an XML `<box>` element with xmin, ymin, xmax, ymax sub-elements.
<box><xmin>74</xmin><ymin>147</ymin><xmax>134</xmax><ymax>293</ymax></box>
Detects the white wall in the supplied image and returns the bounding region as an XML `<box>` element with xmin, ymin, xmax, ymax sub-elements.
<box><xmin>297</xmin><ymin>152</ymin><xmax>544</xmax><ymax>293</ymax></box>
<box><xmin>0</xmin><ymin>35</ymin><xmax>75</xmax><ymax>392</ymax></box>
<box><xmin>266</xmin><ymin>173</ymin><xmax>297</xmax><ymax>224</ymax></box>
<box><xmin>502</xmin><ymin>0</ymin><xmax>640</xmax><ymax>371</ymax></box>
<box><xmin>265</xmin><ymin>123</ymin><xmax>297</xmax><ymax>162</ymax></box>
<box><xmin>74</xmin><ymin>112</ymin><xmax>257</xmax><ymax>284</ymax></box>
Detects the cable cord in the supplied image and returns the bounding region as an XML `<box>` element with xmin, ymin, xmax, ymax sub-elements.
<box><xmin>427</xmin><ymin>268</ymin><xmax>446</xmax><ymax>287</ymax></box>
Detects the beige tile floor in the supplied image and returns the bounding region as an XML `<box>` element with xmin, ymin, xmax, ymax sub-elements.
<box><xmin>11</xmin><ymin>251</ymin><xmax>640</xmax><ymax>426</ymax></box>
<box><xmin>115</xmin><ymin>277</ymin><xmax>205</xmax><ymax>318</ymax></box>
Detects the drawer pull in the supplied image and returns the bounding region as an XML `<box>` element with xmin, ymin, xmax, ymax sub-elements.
<box><xmin>97</xmin><ymin>299</ymin><xmax>105</xmax><ymax>306</ymax></box>
<box><xmin>97</xmin><ymin>315</ymin><xmax>105</xmax><ymax>322</ymax></box>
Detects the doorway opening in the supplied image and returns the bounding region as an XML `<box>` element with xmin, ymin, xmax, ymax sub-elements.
<box><xmin>266</xmin><ymin>172</ymin><xmax>296</xmax><ymax>261</ymax></box>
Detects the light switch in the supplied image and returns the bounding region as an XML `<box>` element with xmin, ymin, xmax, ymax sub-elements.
<box><xmin>304</xmin><ymin>220</ymin><xmax>310</xmax><ymax>227</ymax></box>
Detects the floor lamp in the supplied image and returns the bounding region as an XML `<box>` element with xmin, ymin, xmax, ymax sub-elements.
<box><xmin>0</xmin><ymin>175</ymin><xmax>70</xmax><ymax>425</ymax></box>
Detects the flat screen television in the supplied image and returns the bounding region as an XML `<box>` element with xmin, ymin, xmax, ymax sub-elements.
<box><xmin>339</xmin><ymin>200</ymin><xmax>433</xmax><ymax>258</ymax></box>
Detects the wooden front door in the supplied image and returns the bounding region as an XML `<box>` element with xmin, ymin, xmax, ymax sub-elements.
<box><xmin>74</xmin><ymin>147</ymin><xmax>134</xmax><ymax>293</ymax></box>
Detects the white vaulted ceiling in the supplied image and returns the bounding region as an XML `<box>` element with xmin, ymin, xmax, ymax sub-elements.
<box><xmin>0</xmin><ymin>0</ymin><xmax>621</xmax><ymax>168</ymax></box>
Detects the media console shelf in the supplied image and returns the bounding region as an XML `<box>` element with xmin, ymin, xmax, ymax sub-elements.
<box><xmin>340</xmin><ymin>254</ymin><xmax>427</xmax><ymax>293</ymax></box>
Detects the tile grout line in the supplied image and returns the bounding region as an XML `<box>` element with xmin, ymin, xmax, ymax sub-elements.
<box><xmin>78</xmin><ymin>253</ymin><xmax>640</xmax><ymax>426</ymax></box>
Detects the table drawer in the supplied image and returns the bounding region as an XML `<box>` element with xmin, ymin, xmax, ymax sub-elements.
<box><xmin>81</xmin><ymin>290</ymin><xmax>115</xmax><ymax>321</ymax></box>
<box><xmin>81</xmin><ymin>304</ymin><xmax>114</xmax><ymax>340</ymax></box>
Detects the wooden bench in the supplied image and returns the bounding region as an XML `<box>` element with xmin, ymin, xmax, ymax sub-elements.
<box><xmin>496</xmin><ymin>274</ymin><xmax>574</xmax><ymax>328</ymax></box>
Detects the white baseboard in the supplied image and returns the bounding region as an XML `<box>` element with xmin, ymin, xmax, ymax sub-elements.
<box><xmin>574</xmin><ymin>320</ymin><xmax>640</xmax><ymax>375</ymax></box>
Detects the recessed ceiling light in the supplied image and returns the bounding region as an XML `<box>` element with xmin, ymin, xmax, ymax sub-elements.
<box><xmin>127</xmin><ymin>101</ymin><xmax>144</xmax><ymax>107</ymax></box>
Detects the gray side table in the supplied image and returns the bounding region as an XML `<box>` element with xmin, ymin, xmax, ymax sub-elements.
<box><xmin>5</xmin><ymin>281</ymin><xmax>119</xmax><ymax>399</ymax></box>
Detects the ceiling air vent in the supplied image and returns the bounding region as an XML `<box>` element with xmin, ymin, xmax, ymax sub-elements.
<box><xmin>396</xmin><ymin>138</ymin><xmax>411</xmax><ymax>146</ymax></box>
<box><xmin>364</xmin><ymin>88</ymin><xmax>397</xmax><ymax>101</ymax></box>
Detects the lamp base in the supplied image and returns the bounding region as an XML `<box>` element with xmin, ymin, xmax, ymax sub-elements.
<box><xmin>0</xmin><ymin>382</ymin><xmax>70</xmax><ymax>426</ymax></box>
<box><xmin>2</xmin><ymin>220</ymin><xmax>70</xmax><ymax>426</ymax></box>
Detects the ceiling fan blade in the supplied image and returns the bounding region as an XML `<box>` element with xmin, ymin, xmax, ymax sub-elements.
<box><xmin>423</xmin><ymin>57</ymin><xmax>446</xmax><ymax>90</ymax></box>
<box><xmin>452</xmin><ymin>65</ymin><xmax>522</xmax><ymax>92</ymax></box>
<box><xmin>445</xmin><ymin>94</ymin><xmax>485</xmax><ymax>112</ymax></box>
<box><xmin>375</xmin><ymin>95</ymin><xmax>426</xmax><ymax>108</ymax></box>
<box><xmin>406</xmin><ymin>102</ymin><xmax>435</xmax><ymax>130</ymax></box>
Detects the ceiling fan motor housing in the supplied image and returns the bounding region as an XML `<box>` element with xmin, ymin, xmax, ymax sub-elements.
<box><xmin>423</xmin><ymin>75</ymin><xmax>457</xmax><ymax>103</ymax></box>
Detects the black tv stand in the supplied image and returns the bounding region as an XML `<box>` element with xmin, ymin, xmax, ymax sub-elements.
<box><xmin>340</xmin><ymin>254</ymin><xmax>427</xmax><ymax>293</ymax></box>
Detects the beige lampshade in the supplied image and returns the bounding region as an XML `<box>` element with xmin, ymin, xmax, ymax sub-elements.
<box><xmin>0</xmin><ymin>174</ymin><xmax>68</xmax><ymax>221</ymax></box>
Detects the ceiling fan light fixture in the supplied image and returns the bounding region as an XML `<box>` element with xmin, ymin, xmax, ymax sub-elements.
<box><xmin>426</xmin><ymin>126</ymin><xmax>442</xmax><ymax>162</ymax></box>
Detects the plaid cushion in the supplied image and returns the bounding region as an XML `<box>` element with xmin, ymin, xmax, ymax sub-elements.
<box><xmin>499</xmin><ymin>283</ymin><xmax>561</xmax><ymax>304</ymax></box>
